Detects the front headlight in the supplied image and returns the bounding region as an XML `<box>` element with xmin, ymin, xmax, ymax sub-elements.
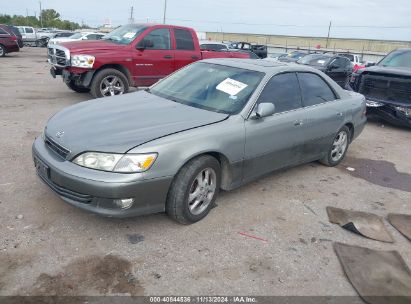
<box><xmin>72</xmin><ymin>152</ymin><xmax>157</xmax><ymax>173</ymax></box>
<box><xmin>71</xmin><ymin>54</ymin><xmax>95</xmax><ymax>68</ymax></box>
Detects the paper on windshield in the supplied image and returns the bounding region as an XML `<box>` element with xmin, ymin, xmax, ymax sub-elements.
<box><xmin>123</xmin><ymin>32</ymin><xmax>135</xmax><ymax>39</ymax></box>
<box><xmin>317</xmin><ymin>60</ymin><xmax>326</xmax><ymax>64</ymax></box>
<box><xmin>216</xmin><ymin>78</ymin><xmax>248</xmax><ymax>96</ymax></box>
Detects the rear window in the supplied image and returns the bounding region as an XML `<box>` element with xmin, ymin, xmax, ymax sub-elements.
<box><xmin>174</xmin><ymin>29</ymin><xmax>195</xmax><ymax>50</ymax></box>
<box><xmin>0</xmin><ymin>28</ymin><xmax>9</xmax><ymax>35</ymax></box>
<box><xmin>297</xmin><ymin>72</ymin><xmax>337</xmax><ymax>106</ymax></box>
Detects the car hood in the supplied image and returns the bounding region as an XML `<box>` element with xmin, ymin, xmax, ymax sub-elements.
<box><xmin>359</xmin><ymin>65</ymin><xmax>411</xmax><ymax>77</ymax></box>
<box><xmin>45</xmin><ymin>91</ymin><xmax>228</xmax><ymax>157</ymax></box>
<box><xmin>59</xmin><ymin>40</ymin><xmax>125</xmax><ymax>53</ymax></box>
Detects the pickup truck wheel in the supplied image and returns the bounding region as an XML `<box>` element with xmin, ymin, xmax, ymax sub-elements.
<box><xmin>66</xmin><ymin>81</ymin><xmax>90</xmax><ymax>93</ymax></box>
<box><xmin>90</xmin><ymin>68</ymin><xmax>129</xmax><ymax>98</ymax></box>
<box><xmin>320</xmin><ymin>126</ymin><xmax>350</xmax><ymax>167</ymax></box>
<box><xmin>0</xmin><ymin>45</ymin><xmax>5</xmax><ymax>57</ymax></box>
<box><xmin>166</xmin><ymin>155</ymin><xmax>221</xmax><ymax>224</ymax></box>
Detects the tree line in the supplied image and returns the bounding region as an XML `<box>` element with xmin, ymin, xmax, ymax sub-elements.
<box><xmin>0</xmin><ymin>9</ymin><xmax>90</xmax><ymax>30</ymax></box>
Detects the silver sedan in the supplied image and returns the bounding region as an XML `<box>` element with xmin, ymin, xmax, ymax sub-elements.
<box><xmin>32</xmin><ymin>59</ymin><xmax>367</xmax><ymax>224</ymax></box>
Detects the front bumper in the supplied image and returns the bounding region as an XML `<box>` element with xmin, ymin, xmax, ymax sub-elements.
<box><xmin>366</xmin><ymin>103</ymin><xmax>411</xmax><ymax>128</ymax></box>
<box><xmin>32</xmin><ymin>137</ymin><xmax>173</xmax><ymax>217</ymax></box>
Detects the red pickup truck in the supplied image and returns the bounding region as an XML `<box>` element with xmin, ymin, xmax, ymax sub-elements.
<box><xmin>48</xmin><ymin>24</ymin><xmax>250</xmax><ymax>98</ymax></box>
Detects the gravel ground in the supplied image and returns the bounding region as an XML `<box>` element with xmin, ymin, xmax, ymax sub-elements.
<box><xmin>0</xmin><ymin>48</ymin><xmax>410</xmax><ymax>297</ymax></box>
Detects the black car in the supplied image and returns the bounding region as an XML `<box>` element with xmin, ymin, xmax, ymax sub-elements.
<box><xmin>350</xmin><ymin>48</ymin><xmax>411</xmax><ymax>128</ymax></box>
<box><xmin>228</xmin><ymin>42</ymin><xmax>267</xmax><ymax>58</ymax></box>
<box><xmin>297</xmin><ymin>54</ymin><xmax>352</xmax><ymax>88</ymax></box>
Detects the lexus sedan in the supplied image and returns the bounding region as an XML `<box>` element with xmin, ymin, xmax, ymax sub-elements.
<box><xmin>33</xmin><ymin>59</ymin><xmax>366</xmax><ymax>224</ymax></box>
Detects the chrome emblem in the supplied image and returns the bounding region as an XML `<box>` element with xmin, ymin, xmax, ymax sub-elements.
<box><xmin>56</xmin><ymin>131</ymin><xmax>65</xmax><ymax>138</ymax></box>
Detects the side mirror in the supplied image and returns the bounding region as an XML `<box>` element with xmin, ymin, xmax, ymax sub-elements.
<box><xmin>365</xmin><ymin>62</ymin><xmax>375</xmax><ymax>67</ymax></box>
<box><xmin>251</xmin><ymin>103</ymin><xmax>275</xmax><ymax>119</ymax></box>
<box><xmin>136</xmin><ymin>39</ymin><xmax>153</xmax><ymax>50</ymax></box>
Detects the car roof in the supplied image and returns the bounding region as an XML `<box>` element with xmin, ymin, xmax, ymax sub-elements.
<box><xmin>201</xmin><ymin>58</ymin><xmax>324</xmax><ymax>74</ymax></box>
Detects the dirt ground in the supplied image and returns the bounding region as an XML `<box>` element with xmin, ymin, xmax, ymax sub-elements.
<box><xmin>0</xmin><ymin>48</ymin><xmax>410</xmax><ymax>297</ymax></box>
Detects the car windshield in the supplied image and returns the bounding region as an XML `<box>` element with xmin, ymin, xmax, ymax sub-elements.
<box><xmin>68</xmin><ymin>33</ymin><xmax>83</xmax><ymax>39</ymax></box>
<box><xmin>288</xmin><ymin>52</ymin><xmax>306</xmax><ymax>59</ymax></box>
<box><xmin>298</xmin><ymin>54</ymin><xmax>332</xmax><ymax>66</ymax></box>
<box><xmin>102</xmin><ymin>24</ymin><xmax>147</xmax><ymax>45</ymax></box>
<box><xmin>378</xmin><ymin>50</ymin><xmax>411</xmax><ymax>68</ymax></box>
<box><xmin>150</xmin><ymin>62</ymin><xmax>264</xmax><ymax>115</ymax></box>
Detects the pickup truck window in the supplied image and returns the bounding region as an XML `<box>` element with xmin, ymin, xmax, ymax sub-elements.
<box><xmin>102</xmin><ymin>24</ymin><xmax>147</xmax><ymax>45</ymax></box>
<box><xmin>143</xmin><ymin>29</ymin><xmax>171</xmax><ymax>50</ymax></box>
<box><xmin>174</xmin><ymin>29</ymin><xmax>195</xmax><ymax>50</ymax></box>
<box><xmin>150</xmin><ymin>62</ymin><xmax>264</xmax><ymax>114</ymax></box>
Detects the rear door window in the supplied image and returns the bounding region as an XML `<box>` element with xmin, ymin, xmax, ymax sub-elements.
<box><xmin>297</xmin><ymin>72</ymin><xmax>337</xmax><ymax>106</ymax></box>
<box><xmin>257</xmin><ymin>72</ymin><xmax>303</xmax><ymax>113</ymax></box>
<box><xmin>174</xmin><ymin>29</ymin><xmax>195</xmax><ymax>50</ymax></box>
<box><xmin>25</xmin><ymin>27</ymin><xmax>34</xmax><ymax>33</ymax></box>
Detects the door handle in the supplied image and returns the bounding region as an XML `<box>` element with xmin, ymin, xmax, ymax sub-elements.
<box><xmin>337</xmin><ymin>112</ymin><xmax>343</xmax><ymax>117</ymax></box>
<box><xmin>191</xmin><ymin>55</ymin><xmax>199</xmax><ymax>59</ymax></box>
<box><xmin>164</xmin><ymin>55</ymin><xmax>173</xmax><ymax>59</ymax></box>
<box><xmin>294</xmin><ymin>120</ymin><xmax>303</xmax><ymax>126</ymax></box>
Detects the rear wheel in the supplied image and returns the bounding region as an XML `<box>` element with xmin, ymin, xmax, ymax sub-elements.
<box><xmin>166</xmin><ymin>155</ymin><xmax>221</xmax><ymax>224</ymax></box>
<box><xmin>66</xmin><ymin>81</ymin><xmax>90</xmax><ymax>93</ymax></box>
<box><xmin>0</xmin><ymin>45</ymin><xmax>6</xmax><ymax>57</ymax></box>
<box><xmin>90</xmin><ymin>68</ymin><xmax>129</xmax><ymax>98</ymax></box>
<box><xmin>320</xmin><ymin>126</ymin><xmax>350</xmax><ymax>167</ymax></box>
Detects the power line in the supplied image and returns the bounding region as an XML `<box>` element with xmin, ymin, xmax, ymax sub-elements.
<box><xmin>166</xmin><ymin>17</ymin><xmax>411</xmax><ymax>29</ymax></box>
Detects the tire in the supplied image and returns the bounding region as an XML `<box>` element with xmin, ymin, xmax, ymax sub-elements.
<box><xmin>166</xmin><ymin>155</ymin><xmax>221</xmax><ymax>224</ymax></box>
<box><xmin>90</xmin><ymin>68</ymin><xmax>129</xmax><ymax>98</ymax></box>
<box><xmin>66</xmin><ymin>81</ymin><xmax>91</xmax><ymax>93</ymax></box>
<box><xmin>0</xmin><ymin>45</ymin><xmax>6</xmax><ymax>57</ymax></box>
<box><xmin>320</xmin><ymin>126</ymin><xmax>351</xmax><ymax>167</ymax></box>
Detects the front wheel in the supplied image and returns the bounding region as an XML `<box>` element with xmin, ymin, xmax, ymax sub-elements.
<box><xmin>320</xmin><ymin>126</ymin><xmax>350</xmax><ymax>167</ymax></box>
<box><xmin>166</xmin><ymin>155</ymin><xmax>221</xmax><ymax>224</ymax></box>
<box><xmin>66</xmin><ymin>81</ymin><xmax>90</xmax><ymax>93</ymax></box>
<box><xmin>90</xmin><ymin>68</ymin><xmax>129</xmax><ymax>98</ymax></box>
<box><xmin>0</xmin><ymin>45</ymin><xmax>6</xmax><ymax>57</ymax></box>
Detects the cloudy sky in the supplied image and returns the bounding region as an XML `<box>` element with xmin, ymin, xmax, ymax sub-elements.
<box><xmin>2</xmin><ymin>0</ymin><xmax>411</xmax><ymax>40</ymax></box>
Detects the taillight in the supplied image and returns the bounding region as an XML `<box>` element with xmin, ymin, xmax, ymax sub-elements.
<box><xmin>10</xmin><ymin>35</ymin><xmax>17</xmax><ymax>41</ymax></box>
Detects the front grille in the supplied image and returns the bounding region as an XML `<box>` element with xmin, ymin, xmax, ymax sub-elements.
<box><xmin>359</xmin><ymin>75</ymin><xmax>411</xmax><ymax>104</ymax></box>
<box><xmin>38</xmin><ymin>173</ymin><xmax>93</xmax><ymax>204</ymax></box>
<box><xmin>48</xmin><ymin>46</ymin><xmax>69</xmax><ymax>67</ymax></box>
<box><xmin>45</xmin><ymin>135</ymin><xmax>70</xmax><ymax>159</ymax></box>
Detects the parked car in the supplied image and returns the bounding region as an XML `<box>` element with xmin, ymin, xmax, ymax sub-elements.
<box><xmin>33</xmin><ymin>59</ymin><xmax>366</xmax><ymax>223</ymax></box>
<box><xmin>7</xmin><ymin>25</ymin><xmax>23</xmax><ymax>48</ymax></box>
<box><xmin>47</xmin><ymin>24</ymin><xmax>253</xmax><ymax>98</ymax></box>
<box><xmin>350</xmin><ymin>48</ymin><xmax>411</xmax><ymax>127</ymax></box>
<box><xmin>200</xmin><ymin>40</ymin><xmax>229</xmax><ymax>51</ymax></box>
<box><xmin>297</xmin><ymin>53</ymin><xmax>353</xmax><ymax>88</ymax></box>
<box><xmin>278</xmin><ymin>51</ymin><xmax>308</xmax><ymax>62</ymax></box>
<box><xmin>0</xmin><ymin>24</ymin><xmax>20</xmax><ymax>56</ymax></box>
<box><xmin>51</xmin><ymin>31</ymin><xmax>75</xmax><ymax>39</ymax></box>
<box><xmin>48</xmin><ymin>32</ymin><xmax>105</xmax><ymax>45</ymax></box>
<box><xmin>338</xmin><ymin>53</ymin><xmax>364</xmax><ymax>72</ymax></box>
<box><xmin>228</xmin><ymin>41</ymin><xmax>267</xmax><ymax>58</ymax></box>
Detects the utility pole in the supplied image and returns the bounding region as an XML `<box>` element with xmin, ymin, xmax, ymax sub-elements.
<box><xmin>39</xmin><ymin>1</ymin><xmax>43</xmax><ymax>28</ymax></box>
<box><xmin>163</xmin><ymin>0</ymin><xmax>167</xmax><ymax>24</ymax></box>
<box><xmin>129</xmin><ymin>6</ymin><xmax>134</xmax><ymax>24</ymax></box>
<box><xmin>326</xmin><ymin>21</ymin><xmax>331</xmax><ymax>49</ymax></box>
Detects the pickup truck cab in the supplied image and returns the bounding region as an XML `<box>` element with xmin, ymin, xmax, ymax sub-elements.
<box><xmin>48</xmin><ymin>24</ymin><xmax>250</xmax><ymax>98</ymax></box>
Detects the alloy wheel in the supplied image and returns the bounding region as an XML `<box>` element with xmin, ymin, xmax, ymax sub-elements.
<box><xmin>100</xmin><ymin>75</ymin><xmax>125</xmax><ymax>96</ymax></box>
<box><xmin>331</xmin><ymin>130</ymin><xmax>348</xmax><ymax>162</ymax></box>
<box><xmin>188</xmin><ymin>168</ymin><xmax>217</xmax><ymax>215</ymax></box>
